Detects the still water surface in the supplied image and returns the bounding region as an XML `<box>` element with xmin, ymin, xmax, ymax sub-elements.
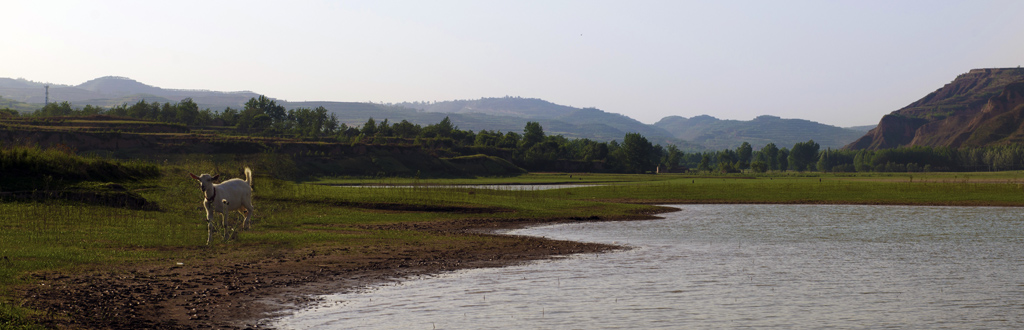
<box><xmin>270</xmin><ymin>205</ymin><xmax>1024</xmax><ymax>329</ymax></box>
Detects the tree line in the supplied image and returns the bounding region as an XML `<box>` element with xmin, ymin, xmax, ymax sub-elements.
<box><xmin>24</xmin><ymin>96</ymin><xmax>1024</xmax><ymax>174</ymax></box>
<box><xmin>26</xmin><ymin>97</ymin><xmax>665</xmax><ymax>173</ymax></box>
<box><xmin>32</xmin><ymin>96</ymin><xmax>342</xmax><ymax>139</ymax></box>
<box><xmin>679</xmin><ymin>140</ymin><xmax>1024</xmax><ymax>173</ymax></box>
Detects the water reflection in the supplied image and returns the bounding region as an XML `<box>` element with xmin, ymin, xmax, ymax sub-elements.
<box><xmin>269</xmin><ymin>205</ymin><xmax>1024</xmax><ymax>329</ymax></box>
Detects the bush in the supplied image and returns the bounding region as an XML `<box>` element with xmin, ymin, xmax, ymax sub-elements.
<box><xmin>831</xmin><ymin>164</ymin><xmax>855</xmax><ymax>172</ymax></box>
<box><xmin>750</xmin><ymin>161</ymin><xmax>768</xmax><ymax>173</ymax></box>
<box><xmin>907</xmin><ymin>163</ymin><xmax>922</xmax><ymax>172</ymax></box>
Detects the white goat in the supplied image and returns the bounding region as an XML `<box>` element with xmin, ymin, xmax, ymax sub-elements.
<box><xmin>189</xmin><ymin>167</ymin><xmax>255</xmax><ymax>245</ymax></box>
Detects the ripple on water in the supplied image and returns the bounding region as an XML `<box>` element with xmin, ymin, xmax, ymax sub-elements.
<box><xmin>270</xmin><ymin>205</ymin><xmax>1024</xmax><ymax>329</ymax></box>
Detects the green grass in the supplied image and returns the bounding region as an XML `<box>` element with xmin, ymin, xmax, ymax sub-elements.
<box><xmin>534</xmin><ymin>175</ymin><xmax>1024</xmax><ymax>205</ymax></box>
<box><xmin>316</xmin><ymin>172</ymin><xmax>674</xmax><ymax>185</ymax></box>
<box><xmin>316</xmin><ymin>171</ymin><xmax>1024</xmax><ymax>206</ymax></box>
<box><xmin>0</xmin><ymin>301</ymin><xmax>45</xmax><ymax>330</ymax></box>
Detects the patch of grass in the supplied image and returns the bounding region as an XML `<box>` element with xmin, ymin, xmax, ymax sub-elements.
<box><xmin>316</xmin><ymin>171</ymin><xmax>1024</xmax><ymax>206</ymax></box>
<box><xmin>316</xmin><ymin>172</ymin><xmax>670</xmax><ymax>185</ymax></box>
<box><xmin>532</xmin><ymin>173</ymin><xmax>1024</xmax><ymax>206</ymax></box>
<box><xmin>0</xmin><ymin>301</ymin><xmax>45</xmax><ymax>330</ymax></box>
<box><xmin>0</xmin><ymin>202</ymin><xmax>198</xmax><ymax>285</ymax></box>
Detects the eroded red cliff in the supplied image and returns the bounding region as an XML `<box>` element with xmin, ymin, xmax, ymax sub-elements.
<box><xmin>846</xmin><ymin>68</ymin><xmax>1024</xmax><ymax>150</ymax></box>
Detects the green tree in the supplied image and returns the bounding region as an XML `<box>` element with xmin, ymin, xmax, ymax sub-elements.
<box><xmin>520</xmin><ymin>121</ymin><xmax>545</xmax><ymax>150</ymax></box>
<box><xmin>322</xmin><ymin>107</ymin><xmax>339</xmax><ymax>136</ymax></box>
<box><xmin>474</xmin><ymin>130</ymin><xmax>502</xmax><ymax>147</ymax></box>
<box><xmin>361</xmin><ymin>118</ymin><xmax>377</xmax><ymax>136</ymax></box>
<box><xmin>788</xmin><ymin>140</ymin><xmax>820</xmax><ymax>171</ymax></box>
<box><xmin>158</xmin><ymin>102</ymin><xmax>176</xmax><ymax>122</ymax></box>
<box><xmin>196</xmin><ymin>108</ymin><xmax>214</xmax><ymax>126</ymax></box>
<box><xmin>286</xmin><ymin>106</ymin><xmax>336</xmax><ymax>138</ymax></box>
<box><xmin>107</xmin><ymin>103</ymin><xmax>129</xmax><ymax>117</ymax></box>
<box><xmin>853</xmin><ymin>150</ymin><xmax>871</xmax><ymax>172</ymax></box>
<box><xmin>520</xmin><ymin>137</ymin><xmax>562</xmax><ymax>170</ymax></box>
<box><xmin>750</xmin><ymin>161</ymin><xmax>768</xmax><ymax>173</ymax></box>
<box><xmin>392</xmin><ymin>120</ymin><xmax>421</xmax><ymax>138</ymax></box>
<box><xmin>498</xmin><ymin>131</ymin><xmax>521</xmax><ymax>149</ymax></box>
<box><xmin>36</xmin><ymin>101</ymin><xmax>74</xmax><ymax>116</ymax></box>
<box><xmin>243</xmin><ymin>95</ymin><xmax>287</xmax><ymax>133</ymax></box>
<box><xmin>120</xmin><ymin>100</ymin><xmax>156</xmax><ymax>120</ymax></box>
<box><xmin>736</xmin><ymin>142</ymin><xmax>753</xmax><ymax>170</ymax></box>
<box><xmin>583</xmin><ymin>141</ymin><xmax>609</xmax><ymax>162</ymax></box>
<box><xmin>245</xmin><ymin>95</ymin><xmax>286</xmax><ymax>122</ymax></box>
<box><xmin>620</xmin><ymin>133</ymin><xmax>654</xmax><ymax>173</ymax></box>
<box><xmin>761</xmin><ymin>142</ymin><xmax>779</xmax><ymax>170</ymax></box>
<box><xmin>817</xmin><ymin>148</ymin><xmax>831</xmax><ymax>172</ymax></box>
<box><xmin>777</xmin><ymin>148</ymin><xmax>790</xmax><ymax>171</ymax></box>
<box><xmin>422</xmin><ymin>116</ymin><xmax>455</xmax><ymax>138</ymax></box>
<box><xmin>81</xmin><ymin>104</ymin><xmax>104</xmax><ymax>116</ymax></box>
<box><xmin>816</xmin><ymin>148</ymin><xmax>855</xmax><ymax>172</ymax></box>
<box><xmin>697</xmin><ymin>153</ymin><xmax>712</xmax><ymax>172</ymax></box>
<box><xmin>176</xmin><ymin>98</ymin><xmax>199</xmax><ymax>125</ymax></box>
<box><xmin>218</xmin><ymin>107</ymin><xmax>240</xmax><ymax>126</ymax></box>
<box><xmin>663</xmin><ymin>145</ymin><xmax>683</xmax><ymax>171</ymax></box>
<box><xmin>252</xmin><ymin>114</ymin><xmax>272</xmax><ymax>132</ymax></box>
<box><xmin>717</xmin><ymin>149</ymin><xmax>738</xmax><ymax>173</ymax></box>
<box><xmin>376</xmin><ymin>118</ymin><xmax>392</xmax><ymax>136</ymax></box>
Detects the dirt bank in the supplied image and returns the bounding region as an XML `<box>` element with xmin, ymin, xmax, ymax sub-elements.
<box><xmin>18</xmin><ymin>209</ymin><xmax>673</xmax><ymax>329</ymax></box>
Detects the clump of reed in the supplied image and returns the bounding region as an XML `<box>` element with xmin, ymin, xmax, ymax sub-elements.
<box><xmin>0</xmin><ymin>144</ymin><xmax>159</xmax><ymax>191</ymax></box>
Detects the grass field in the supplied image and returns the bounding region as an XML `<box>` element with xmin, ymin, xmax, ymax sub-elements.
<box><xmin>322</xmin><ymin>171</ymin><xmax>1024</xmax><ymax>205</ymax></box>
<box><xmin>4</xmin><ymin>163</ymin><xmax>1024</xmax><ymax>327</ymax></box>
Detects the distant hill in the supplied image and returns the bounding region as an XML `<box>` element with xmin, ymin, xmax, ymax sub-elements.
<box><xmin>0</xmin><ymin>76</ymin><xmax>260</xmax><ymax>111</ymax></box>
<box><xmin>2</xmin><ymin>76</ymin><xmax>882</xmax><ymax>150</ymax></box>
<box><xmin>845</xmin><ymin>125</ymin><xmax>877</xmax><ymax>132</ymax></box>
<box><xmin>394</xmin><ymin>97</ymin><xmax>688</xmax><ymax>146</ymax></box>
<box><xmin>847</xmin><ymin>68</ymin><xmax>1024</xmax><ymax>150</ymax></box>
<box><xmin>654</xmin><ymin>114</ymin><xmax>870</xmax><ymax>150</ymax></box>
<box><xmin>0</xmin><ymin>94</ymin><xmax>36</xmax><ymax>112</ymax></box>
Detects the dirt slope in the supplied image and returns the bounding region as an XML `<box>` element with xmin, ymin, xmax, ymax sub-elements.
<box><xmin>846</xmin><ymin>68</ymin><xmax>1024</xmax><ymax>150</ymax></box>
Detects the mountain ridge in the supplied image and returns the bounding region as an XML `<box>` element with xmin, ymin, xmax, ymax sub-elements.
<box><xmin>395</xmin><ymin>97</ymin><xmax>681</xmax><ymax>145</ymax></box>
<box><xmin>2</xmin><ymin>76</ymin><xmax>871</xmax><ymax>150</ymax></box>
<box><xmin>0</xmin><ymin>76</ymin><xmax>261</xmax><ymax>111</ymax></box>
<box><xmin>654</xmin><ymin>114</ymin><xmax>869</xmax><ymax>150</ymax></box>
<box><xmin>846</xmin><ymin>68</ymin><xmax>1024</xmax><ymax>150</ymax></box>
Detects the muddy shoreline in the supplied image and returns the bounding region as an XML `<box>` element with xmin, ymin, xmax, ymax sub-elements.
<box><xmin>18</xmin><ymin>209</ymin><xmax>674</xmax><ymax>329</ymax></box>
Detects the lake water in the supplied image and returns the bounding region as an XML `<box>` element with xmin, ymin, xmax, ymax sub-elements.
<box><xmin>268</xmin><ymin>205</ymin><xmax>1024</xmax><ymax>329</ymax></box>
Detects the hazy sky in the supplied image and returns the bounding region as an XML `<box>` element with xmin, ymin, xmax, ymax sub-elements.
<box><xmin>4</xmin><ymin>0</ymin><xmax>1024</xmax><ymax>127</ymax></box>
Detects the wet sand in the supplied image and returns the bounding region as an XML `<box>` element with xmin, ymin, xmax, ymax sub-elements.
<box><xmin>18</xmin><ymin>209</ymin><xmax>672</xmax><ymax>329</ymax></box>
